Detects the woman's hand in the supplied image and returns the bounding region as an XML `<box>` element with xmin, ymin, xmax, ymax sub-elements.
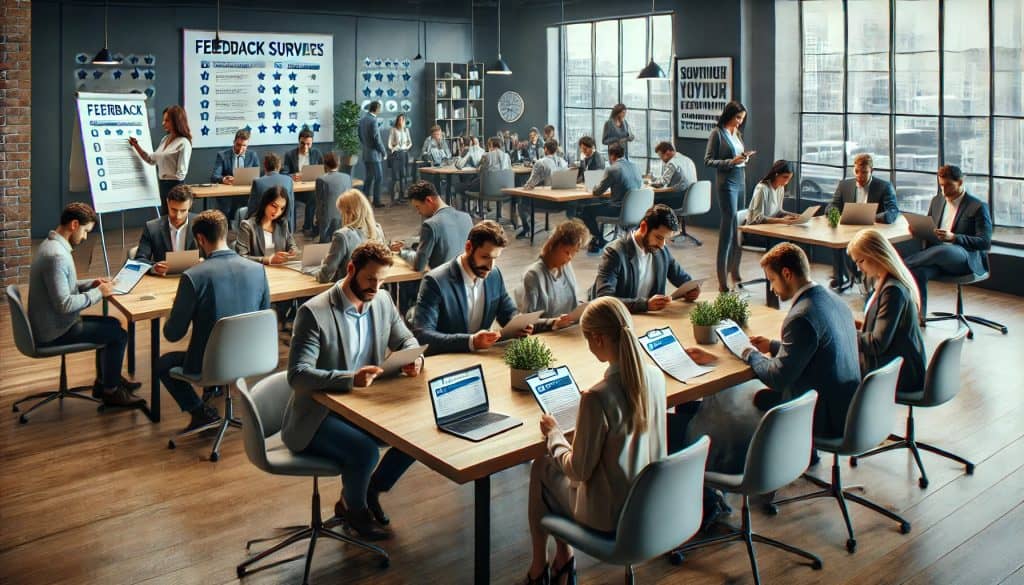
<box><xmin>540</xmin><ymin>414</ymin><xmax>559</xmax><ymax>437</ymax></box>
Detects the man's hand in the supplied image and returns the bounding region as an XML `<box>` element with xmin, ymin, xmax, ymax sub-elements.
<box><xmin>750</xmin><ymin>335</ymin><xmax>772</xmax><ymax>354</ymax></box>
<box><xmin>854</xmin><ymin>319</ymin><xmax>864</xmax><ymax>330</ymax></box>
<box><xmin>152</xmin><ymin>262</ymin><xmax>169</xmax><ymax>276</ymax></box>
<box><xmin>540</xmin><ymin>413</ymin><xmax>558</xmax><ymax>437</ymax></box>
<box><xmin>97</xmin><ymin>281</ymin><xmax>116</xmax><ymax>298</ymax></box>
<box><xmin>222</xmin><ymin>176</ymin><xmax>235</xmax><ymax>185</ymax></box>
<box><xmin>472</xmin><ymin>330</ymin><xmax>502</xmax><ymax>350</ymax></box>
<box><xmin>90</xmin><ymin>277</ymin><xmax>111</xmax><ymax>289</ymax></box>
<box><xmin>682</xmin><ymin>285</ymin><xmax>701</xmax><ymax>302</ymax></box>
<box><xmin>935</xmin><ymin>228</ymin><xmax>956</xmax><ymax>243</ymax></box>
<box><xmin>515</xmin><ymin>324</ymin><xmax>534</xmax><ymax>338</ymax></box>
<box><xmin>685</xmin><ymin>346</ymin><xmax>717</xmax><ymax>366</ymax></box>
<box><xmin>291</xmin><ymin>173</ymin><xmax>302</xmax><ymax>182</ymax></box>
<box><xmin>268</xmin><ymin>251</ymin><xmax>294</xmax><ymax>265</ymax></box>
<box><xmin>552</xmin><ymin>314</ymin><xmax>573</xmax><ymax>330</ymax></box>
<box><xmin>647</xmin><ymin>294</ymin><xmax>672</xmax><ymax>312</ymax></box>
<box><xmin>390</xmin><ymin>241</ymin><xmax>405</xmax><ymax>253</ymax></box>
<box><xmin>401</xmin><ymin>356</ymin><xmax>423</xmax><ymax>377</ymax></box>
<box><xmin>354</xmin><ymin>365</ymin><xmax>384</xmax><ymax>387</ymax></box>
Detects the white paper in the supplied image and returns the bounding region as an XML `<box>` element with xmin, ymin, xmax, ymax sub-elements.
<box><xmin>671</xmin><ymin>278</ymin><xmax>706</xmax><ymax>300</ymax></box>
<box><xmin>112</xmin><ymin>260</ymin><xmax>150</xmax><ymax>294</ymax></box>
<box><xmin>527</xmin><ymin>366</ymin><xmax>582</xmax><ymax>431</ymax></box>
<box><xmin>566</xmin><ymin>301</ymin><xmax>589</xmax><ymax>323</ymax></box>
<box><xmin>380</xmin><ymin>345</ymin><xmax>428</xmax><ymax>376</ymax></box>
<box><xmin>715</xmin><ymin>319</ymin><xmax>755</xmax><ymax>359</ymax></box>
<box><xmin>639</xmin><ymin>327</ymin><xmax>714</xmax><ymax>382</ymax></box>
<box><xmin>499</xmin><ymin>310</ymin><xmax>545</xmax><ymax>339</ymax></box>
<box><xmin>789</xmin><ymin>205</ymin><xmax>821</xmax><ymax>225</ymax></box>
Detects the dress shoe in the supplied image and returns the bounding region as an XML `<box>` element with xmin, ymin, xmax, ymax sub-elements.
<box><xmin>120</xmin><ymin>376</ymin><xmax>143</xmax><ymax>392</ymax></box>
<box><xmin>101</xmin><ymin>386</ymin><xmax>146</xmax><ymax>408</ymax></box>
<box><xmin>182</xmin><ymin>405</ymin><xmax>221</xmax><ymax>433</ymax></box>
<box><xmin>345</xmin><ymin>507</ymin><xmax>391</xmax><ymax>541</ymax></box>
<box><xmin>367</xmin><ymin>488</ymin><xmax>390</xmax><ymax>526</ymax></box>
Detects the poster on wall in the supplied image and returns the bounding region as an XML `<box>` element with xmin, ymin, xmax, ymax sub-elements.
<box><xmin>182</xmin><ymin>29</ymin><xmax>334</xmax><ymax>149</ymax></box>
<box><xmin>675</xmin><ymin>57</ymin><xmax>732</xmax><ymax>139</ymax></box>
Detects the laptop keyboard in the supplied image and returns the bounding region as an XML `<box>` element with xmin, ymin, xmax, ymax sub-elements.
<box><xmin>447</xmin><ymin>412</ymin><xmax>508</xmax><ymax>434</ymax></box>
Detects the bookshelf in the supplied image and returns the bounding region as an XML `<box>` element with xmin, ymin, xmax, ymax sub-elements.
<box><xmin>427</xmin><ymin>61</ymin><xmax>485</xmax><ymax>155</ymax></box>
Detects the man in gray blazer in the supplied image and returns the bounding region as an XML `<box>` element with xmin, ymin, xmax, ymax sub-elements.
<box><xmin>282</xmin><ymin>128</ymin><xmax>325</xmax><ymax>235</ymax></box>
<box><xmin>413</xmin><ymin>221</ymin><xmax>531</xmax><ymax>355</ymax></box>
<box><xmin>315</xmin><ymin>151</ymin><xmax>353</xmax><ymax>242</ymax></box>
<box><xmin>247</xmin><ymin>152</ymin><xmax>296</xmax><ymax>231</ymax></box>
<box><xmin>743</xmin><ymin>243</ymin><xmax>860</xmax><ymax>438</ymax></box>
<box><xmin>28</xmin><ymin>202</ymin><xmax>144</xmax><ymax>407</ymax></box>
<box><xmin>360</xmin><ymin>101</ymin><xmax>388</xmax><ymax>208</ymax></box>
<box><xmin>134</xmin><ymin>184</ymin><xmax>198</xmax><ymax>275</ymax></box>
<box><xmin>391</xmin><ymin>180</ymin><xmax>473</xmax><ymax>272</ymax></box>
<box><xmin>591</xmin><ymin>204</ymin><xmax>699</xmax><ymax>313</ymax></box>
<box><xmin>210</xmin><ymin>128</ymin><xmax>260</xmax><ymax>219</ymax></box>
<box><xmin>284</xmin><ymin>242</ymin><xmax>424</xmax><ymax>540</ymax></box>
<box><xmin>158</xmin><ymin>210</ymin><xmax>271</xmax><ymax>432</ymax></box>
<box><xmin>580</xmin><ymin>144</ymin><xmax>643</xmax><ymax>253</ymax></box>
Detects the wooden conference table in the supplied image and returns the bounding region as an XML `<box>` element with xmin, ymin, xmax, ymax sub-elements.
<box><xmin>419</xmin><ymin>164</ymin><xmax>532</xmax><ymax>201</ymax></box>
<box><xmin>189</xmin><ymin>178</ymin><xmax>365</xmax><ymax>209</ymax></box>
<box><xmin>316</xmin><ymin>297</ymin><xmax>787</xmax><ymax>584</ymax></box>
<box><xmin>107</xmin><ymin>257</ymin><xmax>421</xmax><ymax>422</ymax></box>
<box><xmin>739</xmin><ymin>215</ymin><xmax>913</xmax><ymax>308</ymax></box>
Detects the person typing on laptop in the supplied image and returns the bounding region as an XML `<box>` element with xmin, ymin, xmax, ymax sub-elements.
<box><xmin>210</xmin><ymin>128</ymin><xmax>259</xmax><ymax>219</ymax></box>
<box><xmin>518</xmin><ymin>140</ymin><xmax>569</xmax><ymax>239</ymax></box>
<box><xmin>133</xmin><ymin>184</ymin><xmax>198</xmax><ymax>275</ymax></box>
<box><xmin>284</xmin><ymin>242</ymin><xmax>423</xmax><ymax>540</ymax></box>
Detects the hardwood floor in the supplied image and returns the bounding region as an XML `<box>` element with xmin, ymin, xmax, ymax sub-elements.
<box><xmin>2</xmin><ymin>203</ymin><xmax>1022</xmax><ymax>585</ymax></box>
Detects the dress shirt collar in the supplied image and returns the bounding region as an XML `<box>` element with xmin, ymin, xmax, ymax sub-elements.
<box><xmin>459</xmin><ymin>254</ymin><xmax>480</xmax><ymax>287</ymax></box>
<box><xmin>792</xmin><ymin>281</ymin><xmax>819</xmax><ymax>304</ymax></box>
<box><xmin>339</xmin><ymin>280</ymin><xmax>369</xmax><ymax>316</ymax></box>
<box><xmin>631</xmin><ymin>232</ymin><xmax>649</xmax><ymax>261</ymax></box>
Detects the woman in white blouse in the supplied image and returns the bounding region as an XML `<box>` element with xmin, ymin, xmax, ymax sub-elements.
<box><xmin>388</xmin><ymin>113</ymin><xmax>412</xmax><ymax>200</ymax></box>
<box><xmin>129</xmin><ymin>105</ymin><xmax>193</xmax><ymax>213</ymax></box>
<box><xmin>519</xmin><ymin>219</ymin><xmax>589</xmax><ymax>332</ymax></box>
<box><xmin>745</xmin><ymin>160</ymin><xmax>799</xmax><ymax>225</ymax></box>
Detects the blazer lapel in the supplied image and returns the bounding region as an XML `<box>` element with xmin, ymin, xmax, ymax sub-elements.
<box><xmin>950</xmin><ymin>196</ymin><xmax>971</xmax><ymax>233</ymax></box>
<box><xmin>159</xmin><ymin>219</ymin><xmax>173</xmax><ymax>254</ymax></box>
<box><xmin>621</xmin><ymin>238</ymin><xmax>639</xmax><ymax>293</ymax></box>
<box><xmin>370</xmin><ymin>297</ymin><xmax>388</xmax><ymax>362</ymax></box>
<box><xmin>329</xmin><ymin>285</ymin><xmax>355</xmax><ymax>370</ymax></box>
<box><xmin>447</xmin><ymin>260</ymin><xmax>469</xmax><ymax>332</ymax></box>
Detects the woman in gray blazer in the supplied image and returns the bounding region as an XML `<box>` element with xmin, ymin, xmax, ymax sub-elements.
<box><xmin>316</xmin><ymin>189</ymin><xmax>386</xmax><ymax>283</ymax></box>
<box><xmin>601</xmin><ymin>103</ymin><xmax>635</xmax><ymax>158</ymax></box>
<box><xmin>519</xmin><ymin>219</ymin><xmax>589</xmax><ymax>332</ymax></box>
<box><xmin>235</xmin><ymin>185</ymin><xmax>299</xmax><ymax>264</ymax></box>
<box><xmin>705</xmin><ymin>100</ymin><xmax>754</xmax><ymax>292</ymax></box>
<box><xmin>847</xmin><ymin>229</ymin><xmax>927</xmax><ymax>394</ymax></box>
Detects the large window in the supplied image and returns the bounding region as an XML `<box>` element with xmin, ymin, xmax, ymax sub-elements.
<box><xmin>798</xmin><ymin>0</ymin><xmax>1024</xmax><ymax>244</ymax></box>
<box><xmin>551</xmin><ymin>14</ymin><xmax>674</xmax><ymax>174</ymax></box>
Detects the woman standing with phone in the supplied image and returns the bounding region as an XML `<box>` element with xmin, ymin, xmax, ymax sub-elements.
<box><xmin>705</xmin><ymin>100</ymin><xmax>754</xmax><ymax>292</ymax></box>
<box><xmin>129</xmin><ymin>105</ymin><xmax>193</xmax><ymax>214</ymax></box>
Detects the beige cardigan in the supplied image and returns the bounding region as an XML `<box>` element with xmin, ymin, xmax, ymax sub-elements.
<box><xmin>546</xmin><ymin>362</ymin><xmax>667</xmax><ymax>532</ymax></box>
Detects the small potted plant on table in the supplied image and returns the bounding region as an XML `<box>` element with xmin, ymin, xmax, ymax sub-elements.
<box><xmin>504</xmin><ymin>336</ymin><xmax>554</xmax><ymax>391</ymax></box>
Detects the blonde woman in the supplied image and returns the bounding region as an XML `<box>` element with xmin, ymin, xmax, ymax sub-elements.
<box><xmin>315</xmin><ymin>189</ymin><xmax>386</xmax><ymax>283</ymax></box>
<box><xmin>519</xmin><ymin>219</ymin><xmax>589</xmax><ymax>333</ymax></box>
<box><xmin>847</xmin><ymin>229</ymin><xmax>927</xmax><ymax>394</ymax></box>
<box><xmin>525</xmin><ymin>296</ymin><xmax>667</xmax><ymax>585</ymax></box>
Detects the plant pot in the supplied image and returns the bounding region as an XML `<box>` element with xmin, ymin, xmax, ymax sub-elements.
<box><xmin>510</xmin><ymin>368</ymin><xmax>538</xmax><ymax>391</ymax></box>
<box><xmin>341</xmin><ymin>154</ymin><xmax>359</xmax><ymax>168</ymax></box>
<box><xmin>692</xmin><ymin>324</ymin><xmax>718</xmax><ymax>345</ymax></box>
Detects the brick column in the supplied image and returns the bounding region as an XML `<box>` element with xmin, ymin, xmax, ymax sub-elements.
<box><xmin>0</xmin><ymin>0</ymin><xmax>32</xmax><ymax>287</ymax></box>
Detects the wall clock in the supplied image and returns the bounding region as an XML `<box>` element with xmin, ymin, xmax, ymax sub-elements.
<box><xmin>497</xmin><ymin>90</ymin><xmax>525</xmax><ymax>123</ymax></box>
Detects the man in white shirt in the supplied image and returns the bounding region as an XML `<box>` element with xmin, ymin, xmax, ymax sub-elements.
<box><xmin>519</xmin><ymin>140</ymin><xmax>569</xmax><ymax>238</ymax></box>
<box><xmin>651</xmin><ymin>141</ymin><xmax>697</xmax><ymax>209</ymax></box>
<box><xmin>134</xmin><ymin>184</ymin><xmax>199</xmax><ymax>275</ymax></box>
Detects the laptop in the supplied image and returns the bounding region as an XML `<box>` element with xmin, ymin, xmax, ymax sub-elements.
<box><xmin>299</xmin><ymin>164</ymin><xmax>325</xmax><ymax>182</ymax></box>
<box><xmin>583</xmin><ymin>170</ymin><xmax>604</xmax><ymax>191</ymax></box>
<box><xmin>111</xmin><ymin>259</ymin><xmax>150</xmax><ymax>294</ymax></box>
<box><xmin>840</xmin><ymin>202</ymin><xmax>878</xmax><ymax>225</ymax></box>
<box><xmin>789</xmin><ymin>205</ymin><xmax>822</xmax><ymax>225</ymax></box>
<box><xmin>428</xmin><ymin>364</ymin><xmax>523</xmax><ymax>442</ymax></box>
<box><xmin>549</xmin><ymin>169</ymin><xmax>578</xmax><ymax>190</ymax></box>
<box><xmin>282</xmin><ymin>243</ymin><xmax>330</xmax><ymax>275</ymax></box>
<box><xmin>232</xmin><ymin>166</ymin><xmax>260</xmax><ymax>186</ymax></box>
<box><xmin>904</xmin><ymin>212</ymin><xmax>941</xmax><ymax>245</ymax></box>
<box><xmin>164</xmin><ymin>250</ymin><xmax>201</xmax><ymax>274</ymax></box>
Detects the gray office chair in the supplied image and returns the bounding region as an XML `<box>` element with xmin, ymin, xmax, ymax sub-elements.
<box><xmin>851</xmin><ymin>328</ymin><xmax>973</xmax><ymax>488</ymax></box>
<box><xmin>671</xmin><ymin>180</ymin><xmax>711</xmax><ymax>247</ymax></box>
<box><xmin>734</xmin><ymin>209</ymin><xmax>769</xmax><ymax>292</ymax></box>
<box><xmin>8</xmin><ymin>285</ymin><xmax>104</xmax><ymax>424</ymax></box>
<box><xmin>926</xmin><ymin>271</ymin><xmax>1008</xmax><ymax>339</ymax></box>
<box><xmin>233</xmin><ymin>206</ymin><xmax>249</xmax><ymax>232</ymax></box>
<box><xmin>166</xmin><ymin>309</ymin><xmax>278</xmax><ymax>462</ymax></box>
<box><xmin>596</xmin><ymin>187</ymin><xmax>655</xmax><ymax>242</ymax></box>
<box><xmin>770</xmin><ymin>358</ymin><xmax>910</xmax><ymax>553</ymax></box>
<box><xmin>669</xmin><ymin>391</ymin><xmax>822</xmax><ymax>584</ymax></box>
<box><xmin>541</xmin><ymin>435</ymin><xmax>710</xmax><ymax>585</ymax></box>
<box><xmin>465</xmin><ymin>168</ymin><xmax>516</xmax><ymax>226</ymax></box>
<box><xmin>235</xmin><ymin>372</ymin><xmax>389</xmax><ymax>583</ymax></box>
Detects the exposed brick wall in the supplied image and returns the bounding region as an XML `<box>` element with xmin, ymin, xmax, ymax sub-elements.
<box><xmin>0</xmin><ymin>0</ymin><xmax>32</xmax><ymax>287</ymax></box>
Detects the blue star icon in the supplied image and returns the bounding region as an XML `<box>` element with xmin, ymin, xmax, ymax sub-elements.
<box><xmin>113</xmin><ymin>70</ymin><xmax>123</xmax><ymax>80</ymax></box>
<box><xmin>92</xmin><ymin>70</ymin><xmax>104</xmax><ymax>79</ymax></box>
<box><xmin>200</xmin><ymin>99</ymin><xmax>210</xmax><ymax>109</ymax></box>
<box><xmin>200</xmin><ymin>85</ymin><xmax>210</xmax><ymax>95</ymax></box>
<box><xmin>362</xmin><ymin>87</ymin><xmax>372</xmax><ymax>97</ymax></box>
<box><xmin>104</xmin><ymin>129</ymin><xmax>112</xmax><ymax>136</ymax></box>
<box><xmin>362</xmin><ymin>72</ymin><xmax>372</xmax><ymax>82</ymax></box>
<box><xmin>312</xmin><ymin>122</ymin><xmax>321</xmax><ymax>132</ymax></box>
<box><xmin>77</xmin><ymin>70</ymin><xmax>88</xmax><ymax>80</ymax></box>
<box><xmin>200</xmin><ymin>112</ymin><xmax>210</xmax><ymax>121</ymax></box>
<box><xmin>310</xmin><ymin>74</ymin><xmax>317</xmax><ymax>80</ymax></box>
<box><xmin>386</xmin><ymin>73</ymin><xmax>395</xmax><ymax>82</ymax></box>
<box><xmin>288</xmin><ymin>72</ymin><xmax>298</xmax><ymax>81</ymax></box>
<box><xmin>273</xmin><ymin>98</ymin><xmax>282</xmax><ymax>107</ymax></box>
<box><xmin>257</xmin><ymin>98</ymin><xmax>265</xmax><ymax>107</ymax></box>
<box><xmin>257</xmin><ymin>85</ymin><xmax>266</xmax><ymax>94</ymax></box>
<box><xmin>374</xmin><ymin>88</ymin><xmax>384</xmax><ymax>97</ymax></box>
<box><xmin>272</xmin><ymin>123</ymin><xmax>283</xmax><ymax>134</ymax></box>
<box><xmin>131</xmin><ymin>68</ymin><xmax>141</xmax><ymax>80</ymax></box>
<box><xmin>244</xmin><ymin>125</ymin><xmax>252</xmax><ymax>132</ymax></box>
<box><xmin>257</xmin><ymin>72</ymin><xmax>266</xmax><ymax>80</ymax></box>
<box><xmin>258</xmin><ymin>112</ymin><xmax>266</xmax><ymax>119</ymax></box>
<box><xmin>258</xmin><ymin>123</ymin><xmax>268</xmax><ymax>133</ymax></box>
<box><xmin>287</xmin><ymin>123</ymin><xmax>298</xmax><ymax>133</ymax></box>
<box><xmin>272</xmin><ymin>71</ymin><xmax>282</xmax><ymax>81</ymax></box>
<box><xmin>402</xmin><ymin>72</ymin><xmax>411</xmax><ymax>81</ymax></box>
<box><xmin>289</xmin><ymin>98</ymin><xmax>298</xmax><ymax>107</ymax></box>
<box><xmin>144</xmin><ymin>69</ymin><xmax>155</xmax><ymax>80</ymax></box>
<box><xmin>272</xmin><ymin>85</ymin><xmax>282</xmax><ymax>95</ymax></box>
<box><xmin>374</xmin><ymin>72</ymin><xmax>384</xmax><ymax>82</ymax></box>
<box><xmin>273</xmin><ymin>111</ymin><xmax>282</xmax><ymax>120</ymax></box>
<box><xmin>201</xmin><ymin>126</ymin><xmax>210</xmax><ymax>136</ymax></box>
<box><xmin>386</xmin><ymin>88</ymin><xmax>396</xmax><ymax>97</ymax></box>
<box><xmin>200</xmin><ymin>71</ymin><xmax>210</xmax><ymax>81</ymax></box>
<box><xmin>288</xmin><ymin>85</ymin><xmax>298</xmax><ymax>94</ymax></box>
<box><xmin>402</xmin><ymin>88</ymin><xmax>410</xmax><ymax>97</ymax></box>
<box><xmin>116</xmin><ymin>129</ymin><xmax>124</xmax><ymax>136</ymax></box>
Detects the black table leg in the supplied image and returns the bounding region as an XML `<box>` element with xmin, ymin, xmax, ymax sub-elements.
<box><xmin>149</xmin><ymin>317</ymin><xmax>161</xmax><ymax>422</ymax></box>
<box><xmin>529</xmin><ymin>198</ymin><xmax>536</xmax><ymax>245</ymax></box>
<box><xmin>474</xmin><ymin>476</ymin><xmax>491</xmax><ymax>585</ymax></box>
<box><xmin>127</xmin><ymin>321</ymin><xmax>136</xmax><ymax>375</ymax></box>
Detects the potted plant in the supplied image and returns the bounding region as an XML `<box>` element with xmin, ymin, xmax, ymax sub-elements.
<box><xmin>827</xmin><ymin>207</ymin><xmax>841</xmax><ymax>228</ymax></box>
<box><xmin>504</xmin><ymin>336</ymin><xmax>554</xmax><ymax>391</ymax></box>
<box><xmin>689</xmin><ymin>301</ymin><xmax>721</xmax><ymax>345</ymax></box>
<box><xmin>333</xmin><ymin>100</ymin><xmax>362</xmax><ymax>170</ymax></box>
<box><xmin>714</xmin><ymin>291</ymin><xmax>751</xmax><ymax>329</ymax></box>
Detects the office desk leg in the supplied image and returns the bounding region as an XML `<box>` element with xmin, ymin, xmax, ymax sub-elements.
<box><xmin>149</xmin><ymin>317</ymin><xmax>161</xmax><ymax>422</ymax></box>
<box><xmin>529</xmin><ymin>199</ymin><xmax>536</xmax><ymax>245</ymax></box>
<box><xmin>474</xmin><ymin>476</ymin><xmax>491</xmax><ymax>585</ymax></box>
<box><xmin>127</xmin><ymin>321</ymin><xmax>136</xmax><ymax>375</ymax></box>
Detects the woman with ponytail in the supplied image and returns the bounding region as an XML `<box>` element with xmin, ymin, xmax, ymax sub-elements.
<box><xmin>524</xmin><ymin>296</ymin><xmax>667</xmax><ymax>585</ymax></box>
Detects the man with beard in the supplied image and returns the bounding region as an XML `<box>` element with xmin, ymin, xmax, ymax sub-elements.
<box><xmin>283</xmin><ymin>241</ymin><xmax>424</xmax><ymax>540</ymax></box>
<box><xmin>413</xmin><ymin>220</ymin><xmax>533</xmax><ymax>355</ymax></box>
<box><xmin>591</xmin><ymin>204</ymin><xmax>700</xmax><ymax>314</ymax></box>
<box><xmin>28</xmin><ymin>202</ymin><xmax>144</xmax><ymax>407</ymax></box>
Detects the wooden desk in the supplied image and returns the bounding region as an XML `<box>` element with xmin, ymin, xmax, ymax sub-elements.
<box><xmin>739</xmin><ymin>215</ymin><xmax>913</xmax><ymax>307</ymax></box>
<box><xmin>189</xmin><ymin>179</ymin><xmax>364</xmax><ymax>209</ymax></box>
<box><xmin>418</xmin><ymin>165</ymin><xmax>531</xmax><ymax>201</ymax></box>
<box><xmin>107</xmin><ymin>257</ymin><xmax>421</xmax><ymax>422</ymax></box>
<box><xmin>316</xmin><ymin>297</ymin><xmax>786</xmax><ymax>584</ymax></box>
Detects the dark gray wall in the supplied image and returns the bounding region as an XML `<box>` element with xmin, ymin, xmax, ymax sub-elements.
<box><xmin>31</xmin><ymin>0</ymin><xmax>471</xmax><ymax>236</ymax></box>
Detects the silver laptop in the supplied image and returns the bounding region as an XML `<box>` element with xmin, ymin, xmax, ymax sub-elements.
<box><xmin>583</xmin><ymin>170</ymin><xmax>604</xmax><ymax>191</ymax></box>
<box><xmin>164</xmin><ymin>250</ymin><xmax>201</xmax><ymax>274</ymax></box>
<box><xmin>904</xmin><ymin>212</ymin><xmax>941</xmax><ymax>245</ymax></box>
<box><xmin>232</xmin><ymin>166</ymin><xmax>260</xmax><ymax>186</ymax></box>
<box><xmin>299</xmin><ymin>164</ymin><xmax>325</xmax><ymax>182</ymax></box>
<box><xmin>840</xmin><ymin>202</ymin><xmax>878</xmax><ymax>225</ymax></box>
<box><xmin>549</xmin><ymin>169</ymin><xmax>578</xmax><ymax>190</ymax></box>
<box><xmin>428</xmin><ymin>364</ymin><xmax>522</xmax><ymax>442</ymax></box>
<box><xmin>790</xmin><ymin>205</ymin><xmax>822</xmax><ymax>225</ymax></box>
<box><xmin>283</xmin><ymin>243</ymin><xmax>330</xmax><ymax>275</ymax></box>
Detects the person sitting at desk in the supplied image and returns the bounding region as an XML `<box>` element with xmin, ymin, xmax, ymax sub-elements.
<box><xmin>282</xmin><ymin>128</ymin><xmax>325</xmax><ymax>235</ymax></box>
<box><xmin>543</xmin><ymin>125</ymin><xmax>565</xmax><ymax>160</ymax></box>
<box><xmin>247</xmin><ymin>153</ymin><xmax>295</xmax><ymax>230</ymax></box>
<box><xmin>210</xmin><ymin>128</ymin><xmax>259</xmax><ymax>219</ymax></box>
<box><xmin>744</xmin><ymin>160</ymin><xmax>800</xmax><ymax>225</ymax></box>
<box><xmin>315</xmin><ymin>152</ymin><xmax>353</xmax><ymax>242</ymax></box>
<box><xmin>651</xmin><ymin>141</ymin><xmax>697</xmax><ymax>209</ymax></box>
<box><xmin>591</xmin><ymin>204</ymin><xmax>700</xmax><ymax>314</ymax></box>
<box><xmin>524</xmin><ymin>296</ymin><xmax>666</xmax><ymax>585</ymax></box>
<box><xmin>453</xmin><ymin>137</ymin><xmax>511</xmax><ymax>199</ymax></box>
<box><xmin>316</xmin><ymin>189</ymin><xmax>386</xmax><ymax>284</ymax></box>
<box><xmin>133</xmin><ymin>184</ymin><xmax>198</xmax><ymax>275</ymax></box>
<box><xmin>828</xmin><ymin>153</ymin><xmax>900</xmax><ymax>290</ymax></box>
<box><xmin>412</xmin><ymin>220</ymin><xmax>532</xmax><ymax>355</ymax></box>
<box><xmin>743</xmin><ymin>243</ymin><xmax>860</xmax><ymax>438</ymax></box>
<box><xmin>523</xmin><ymin>127</ymin><xmax>544</xmax><ymax>163</ymax></box>
<box><xmin>159</xmin><ymin>210</ymin><xmax>270</xmax><ymax>432</ymax></box>
<box><xmin>576</xmin><ymin>136</ymin><xmax>604</xmax><ymax>183</ymax></box>
<box><xmin>284</xmin><ymin>242</ymin><xmax>423</xmax><ymax>540</ymax></box>
<box><xmin>236</xmin><ymin>186</ymin><xmax>299</xmax><ymax>265</ymax></box>
<box><xmin>847</xmin><ymin>229</ymin><xmax>927</xmax><ymax>394</ymax></box>
<box><xmin>904</xmin><ymin>164</ymin><xmax>993</xmax><ymax>322</ymax></box>
<box><xmin>580</xmin><ymin>144</ymin><xmax>643</xmax><ymax>254</ymax></box>
<box><xmin>519</xmin><ymin>140</ymin><xmax>569</xmax><ymax>239</ymax></box>
<box><xmin>29</xmin><ymin>202</ymin><xmax>144</xmax><ymax>408</ymax></box>
<box><xmin>519</xmin><ymin>219</ymin><xmax>590</xmax><ymax>332</ymax></box>
<box><xmin>455</xmin><ymin>135</ymin><xmax>486</xmax><ymax>169</ymax></box>
<box><xmin>422</xmin><ymin>125</ymin><xmax>451</xmax><ymax>166</ymax></box>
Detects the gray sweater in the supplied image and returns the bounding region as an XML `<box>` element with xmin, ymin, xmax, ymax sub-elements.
<box><xmin>28</xmin><ymin>232</ymin><xmax>102</xmax><ymax>343</ymax></box>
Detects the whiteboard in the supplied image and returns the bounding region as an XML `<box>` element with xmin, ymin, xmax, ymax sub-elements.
<box><xmin>182</xmin><ymin>29</ymin><xmax>334</xmax><ymax>149</ymax></box>
<box><xmin>73</xmin><ymin>92</ymin><xmax>161</xmax><ymax>213</ymax></box>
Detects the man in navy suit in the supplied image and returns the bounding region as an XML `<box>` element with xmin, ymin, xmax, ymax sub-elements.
<box><xmin>247</xmin><ymin>152</ymin><xmax>295</xmax><ymax>230</ymax></box>
<box><xmin>905</xmin><ymin>164</ymin><xmax>993</xmax><ymax>320</ymax></box>
<box><xmin>360</xmin><ymin>101</ymin><xmax>388</xmax><ymax>208</ymax></box>
<box><xmin>134</xmin><ymin>184</ymin><xmax>198</xmax><ymax>275</ymax></box>
<box><xmin>210</xmin><ymin>129</ymin><xmax>260</xmax><ymax>221</ymax></box>
<box><xmin>413</xmin><ymin>220</ymin><xmax>533</xmax><ymax>355</ymax></box>
<box><xmin>158</xmin><ymin>210</ymin><xmax>271</xmax><ymax>432</ymax></box>
<box><xmin>282</xmin><ymin>128</ymin><xmax>325</xmax><ymax>235</ymax></box>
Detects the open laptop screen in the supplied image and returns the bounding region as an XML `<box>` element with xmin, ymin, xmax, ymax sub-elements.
<box><xmin>429</xmin><ymin>364</ymin><xmax>489</xmax><ymax>425</ymax></box>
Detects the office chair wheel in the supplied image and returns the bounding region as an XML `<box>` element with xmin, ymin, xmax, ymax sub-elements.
<box><xmin>210</xmin><ymin>452</ymin><xmax>220</xmax><ymax>462</ymax></box>
<box><xmin>812</xmin><ymin>559</ymin><xmax>823</xmax><ymax>570</ymax></box>
<box><xmin>168</xmin><ymin>440</ymin><xmax>176</xmax><ymax>450</ymax></box>
<box><xmin>669</xmin><ymin>551</ymin><xmax>685</xmax><ymax>565</ymax></box>
<box><xmin>19</xmin><ymin>414</ymin><xmax>28</xmax><ymax>424</ymax></box>
<box><xmin>849</xmin><ymin>456</ymin><xmax>858</xmax><ymax>467</ymax></box>
<box><xmin>900</xmin><ymin>522</ymin><xmax>911</xmax><ymax>534</ymax></box>
<box><xmin>846</xmin><ymin>538</ymin><xmax>857</xmax><ymax>553</ymax></box>
<box><xmin>918</xmin><ymin>477</ymin><xmax>929</xmax><ymax>489</ymax></box>
<box><xmin>764</xmin><ymin>503</ymin><xmax>779</xmax><ymax>516</ymax></box>
<box><xmin>966</xmin><ymin>463</ymin><xmax>975</xmax><ymax>475</ymax></box>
